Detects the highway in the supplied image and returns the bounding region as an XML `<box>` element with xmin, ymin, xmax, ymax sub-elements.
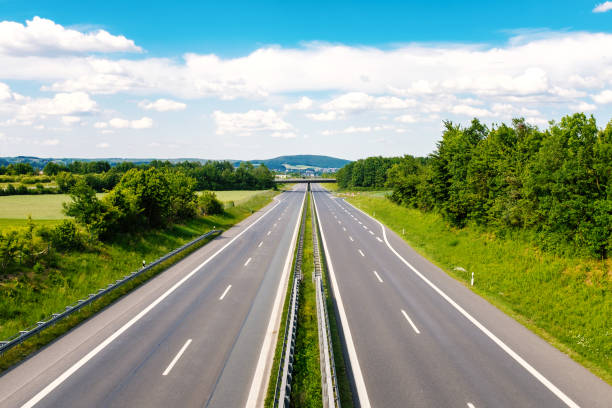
<box><xmin>0</xmin><ymin>184</ymin><xmax>307</xmax><ymax>408</ymax></box>
<box><xmin>311</xmin><ymin>183</ymin><xmax>612</xmax><ymax>408</ymax></box>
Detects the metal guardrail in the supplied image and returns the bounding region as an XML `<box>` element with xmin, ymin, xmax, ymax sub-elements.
<box><xmin>0</xmin><ymin>228</ymin><xmax>222</xmax><ymax>356</ymax></box>
<box><xmin>311</xmin><ymin>193</ymin><xmax>341</xmax><ymax>408</ymax></box>
<box><xmin>273</xmin><ymin>197</ymin><xmax>307</xmax><ymax>407</ymax></box>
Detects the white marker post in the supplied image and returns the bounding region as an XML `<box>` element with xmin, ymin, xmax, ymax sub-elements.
<box><xmin>471</xmin><ymin>271</ymin><xmax>474</xmax><ymax>286</ymax></box>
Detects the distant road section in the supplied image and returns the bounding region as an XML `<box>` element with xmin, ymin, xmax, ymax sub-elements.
<box><xmin>311</xmin><ymin>183</ymin><xmax>612</xmax><ymax>408</ymax></box>
<box><xmin>0</xmin><ymin>185</ymin><xmax>306</xmax><ymax>408</ymax></box>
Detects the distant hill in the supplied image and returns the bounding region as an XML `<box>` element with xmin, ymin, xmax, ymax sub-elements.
<box><xmin>0</xmin><ymin>154</ymin><xmax>350</xmax><ymax>171</ymax></box>
<box><xmin>245</xmin><ymin>155</ymin><xmax>350</xmax><ymax>171</ymax></box>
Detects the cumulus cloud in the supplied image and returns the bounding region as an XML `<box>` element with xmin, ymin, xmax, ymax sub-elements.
<box><xmin>0</xmin><ymin>16</ymin><xmax>141</xmax><ymax>55</ymax></box>
<box><xmin>592</xmin><ymin>90</ymin><xmax>612</xmax><ymax>104</ymax></box>
<box><xmin>93</xmin><ymin>121</ymin><xmax>108</xmax><ymax>129</ymax></box>
<box><xmin>271</xmin><ymin>131</ymin><xmax>298</xmax><ymax>138</ymax></box>
<box><xmin>106</xmin><ymin>117</ymin><xmax>153</xmax><ymax>129</ymax></box>
<box><xmin>41</xmin><ymin>138</ymin><xmax>59</xmax><ymax>145</ymax></box>
<box><xmin>96</xmin><ymin>142</ymin><xmax>109</xmax><ymax>148</ymax></box>
<box><xmin>139</xmin><ymin>98</ymin><xmax>186</xmax><ymax>112</ymax></box>
<box><xmin>395</xmin><ymin>114</ymin><xmax>417</xmax><ymax>123</ymax></box>
<box><xmin>283</xmin><ymin>96</ymin><xmax>314</xmax><ymax>111</ymax></box>
<box><xmin>61</xmin><ymin>115</ymin><xmax>81</xmax><ymax>125</ymax></box>
<box><xmin>593</xmin><ymin>2</ymin><xmax>612</xmax><ymax>12</ymax></box>
<box><xmin>571</xmin><ymin>101</ymin><xmax>597</xmax><ymax>111</ymax></box>
<box><xmin>306</xmin><ymin>111</ymin><xmax>342</xmax><ymax>121</ymax></box>
<box><xmin>213</xmin><ymin>109</ymin><xmax>292</xmax><ymax>135</ymax></box>
<box><xmin>322</xmin><ymin>92</ymin><xmax>416</xmax><ymax>113</ymax></box>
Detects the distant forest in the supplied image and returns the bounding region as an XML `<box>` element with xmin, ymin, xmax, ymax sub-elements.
<box><xmin>0</xmin><ymin>160</ymin><xmax>275</xmax><ymax>195</ymax></box>
<box><xmin>337</xmin><ymin>113</ymin><xmax>612</xmax><ymax>258</ymax></box>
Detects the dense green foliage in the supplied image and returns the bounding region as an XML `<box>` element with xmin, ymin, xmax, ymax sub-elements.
<box><xmin>198</xmin><ymin>191</ymin><xmax>223</xmax><ymax>215</ymax></box>
<box><xmin>1</xmin><ymin>159</ymin><xmax>275</xmax><ymax>196</ymax></box>
<box><xmin>338</xmin><ymin>114</ymin><xmax>612</xmax><ymax>258</ymax></box>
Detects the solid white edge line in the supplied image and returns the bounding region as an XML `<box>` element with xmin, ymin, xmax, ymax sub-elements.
<box><xmin>245</xmin><ymin>188</ymin><xmax>307</xmax><ymax>408</ymax></box>
<box><xmin>219</xmin><ymin>285</ymin><xmax>232</xmax><ymax>300</ymax></box>
<box><xmin>162</xmin><ymin>339</ymin><xmax>193</xmax><ymax>376</ymax></box>
<box><xmin>401</xmin><ymin>309</ymin><xmax>421</xmax><ymax>334</ymax></box>
<box><xmin>373</xmin><ymin>271</ymin><xmax>383</xmax><ymax>283</ymax></box>
<box><xmin>244</xmin><ymin>257</ymin><xmax>252</xmax><ymax>267</ymax></box>
<box><xmin>21</xmin><ymin>194</ymin><xmax>286</xmax><ymax>408</ymax></box>
<box><xmin>312</xmin><ymin>187</ymin><xmax>372</xmax><ymax>408</ymax></box>
<box><xmin>343</xmin><ymin>198</ymin><xmax>581</xmax><ymax>408</ymax></box>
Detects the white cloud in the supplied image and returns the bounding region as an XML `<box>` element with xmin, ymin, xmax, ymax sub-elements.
<box><xmin>271</xmin><ymin>131</ymin><xmax>298</xmax><ymax>138</ymax></box>
<box><xmin>592</xmin><ymin>90</ymin><xmax>612</xmax><ymax>104</ymax></box>
<box><xmin>322</xmin><ymin>92</ymin><xmax>416</xmax><ymax>113</ymax></box>
<box><xmin>0</xmin><ymin>16</ymin><xmax>141</xmax><ymax>55</ymax></box>
<box><xmin>571</xmin><ymin>101</ymin><xmax>597</xmax><ymax>111</ymax></box>
<box><xmin>96</xmin><ymin>142</ymin><xmax>109</xmax><ymax>148</ymax></box>
<box><xmin>213</xmin><ymin>109</ymin><xmax>292</xmax><ymax>135</ymax></box>
<box><xmin>139</xmin><ymin>98</ymin><xmax>186</xmax><ymax>112</ymax></box>
<box><xmin>41</xmin><ymin>138</ymin><xmax>59</xmax><ymax>145</ymax></box>
<box><xmin>283</xmin><ymin>96</ymin><xmax>314</xmax><ymax>111</ymax></box>
<box><xmin>131</xmin><ymin>117</ymin><xmax>153</xmax><ymax>129</ymax></box>
<box><xmin>108</xmin><ymin>116</ymin><xmax>153</xmax><ymax>129</ymax></box>
<box><xmin>93</xmin><ymin>121</ymin><xmax>108</xmax><ymax>129</ymax></box>
<box><xmin>451</xmin><ymin>104</ymin><xmax>494</xmax><ymax>117</ymax></box>
<box><xmin>306</xmin><ymin>111</ymin><xmax>341</xmax><ymax>121</ymax></box>
<box><xmin>593</xmin><ymin>2</ymin><xmax>612</xmax><ymax>12</ymax></box>
<box><xmin>61</xmin><ymin>115</ymin><xmax>81</xmax><ymax>125</ymax></box>
<box><xmin>18</xmin><ymin>92</ymin><xmax>96</xmax><ymax>120</ymax></box>
<box><xmin>395</xmin><ymin>114</ymin><xmax>417</xmax><ymax>123</ymax></box>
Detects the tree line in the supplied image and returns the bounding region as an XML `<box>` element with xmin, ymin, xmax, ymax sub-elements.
<box><xmin>338</xmin><ymin>113</ymin><xmax>612</xmax><ymax>258</ymax></box>
<box><xmin>0</xmin><ymin>160</ymin><xmax>275</xmax><ymax>195</ymax></box>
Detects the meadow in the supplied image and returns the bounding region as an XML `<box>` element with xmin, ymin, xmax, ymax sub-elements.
<box><xmin>343</xmin><ymin>192</ymin><xmax>611</xmax><ymax>383</ymax></box>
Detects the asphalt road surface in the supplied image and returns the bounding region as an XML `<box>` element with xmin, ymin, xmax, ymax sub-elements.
<box><xmin>311</xmin><ymin>183</ymin><xmax>612</xmax><ymax>408</ymax></box>
<box><xmin>0</xmin><ymin>184</ymin><xmax>306</xmax><ymax>408</ymax></box>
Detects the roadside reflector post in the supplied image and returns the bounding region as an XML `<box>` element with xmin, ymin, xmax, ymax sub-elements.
<box><xmin>471</xmin><ymin>271</ymin><xmax>474</xmax><ymax>286</ymax></box>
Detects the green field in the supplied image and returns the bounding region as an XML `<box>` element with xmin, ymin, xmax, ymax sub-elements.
<box><xmin>0</xmin><ymin>191</ymin><xmax>270</xmax><ymax>225</ymax></box>
<box><xmin>343</xmin><ymin>192</ymin><xmax>612</xmax><ymax>384</ymax></box>
<box><xmin>197</xmin><ymin>190</ymin><xmax>271</xmax><ymax>204</ymax></box>
<box><xmin>0</xmin><ymin>194</ymin><xmax>105</xmax><ymax>221</ymax></box>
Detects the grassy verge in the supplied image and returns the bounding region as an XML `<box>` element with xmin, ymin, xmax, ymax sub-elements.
<box><xmin>0</xmin><ymin>190</ymin><xmax>279</xmax><ymax>372</ymax></box>
<box><xmin>344</xmin><ymin>193</ymin><xmax>612</xmax><ymax>384</ymax></box>
<box><xmin>290</xmin><ymin>195</ymin><xmax>322</xmax><ymax>408</ymax></box>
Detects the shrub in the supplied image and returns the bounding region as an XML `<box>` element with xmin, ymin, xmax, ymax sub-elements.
<box><xmin>50</xmin><ymin>220</ymin><xmax>83</xmax><ymax>251</ymax></box>
<box><xmin>198</xmin><ymin>191</ymin><xmax>223</xmax><ymax>215</ymax></box>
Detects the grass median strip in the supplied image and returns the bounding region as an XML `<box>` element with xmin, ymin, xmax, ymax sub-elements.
<box><xmin>289</xmin><ymin>194</ymin><xmax>323</xmax><ymax>408</ymax></box>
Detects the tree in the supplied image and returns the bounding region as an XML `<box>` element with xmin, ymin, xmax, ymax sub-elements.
<box><xmin>198</xmin><ymin>191</ymin><xmax>223</xmax><ymax>215</ymax></box>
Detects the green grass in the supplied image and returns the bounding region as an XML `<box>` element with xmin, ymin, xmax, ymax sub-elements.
<box><xmin>0</xmin><ymin>193</ymin><xmax>105</xmax><ymax>220</ymax></box>
<box><xmin>197</xmin><ymin>190</ymin><xmax>272</xmax><ymax>205</ymax></box>
<box><xmin>344</xmin><ymin>193</ymin><xmax>612</xmax><ymax>384</ymax></box>
<box><xmin>290</xmin><ymin>195</ymin><xmax>323</xmax><ymax>408</ymax></box>
<box><xmin>0</xmin><ymin>190</ymin><xmax>279</xmax><ymax>371</ymax></box>
<box><xmin>264</xmin><ymin>195</ymin><xmax>304</xmax><ymax>408</ymax></box>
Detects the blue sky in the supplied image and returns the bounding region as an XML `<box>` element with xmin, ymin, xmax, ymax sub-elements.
<box><xmin>0</xmin><ymin>1</ymin><xmax>611</xmax><ymax>160</ymax></box>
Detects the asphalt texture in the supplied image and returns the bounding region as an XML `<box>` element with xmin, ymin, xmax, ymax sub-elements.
<box><xmin>311</xmin><ymin>183</ymin><xmax>612</xmax><ymax>408</ymax></box>
<box><xmin>0</xmin><ymin>185</ymin><xmax>306</xmax><ymax>408</ymax></box>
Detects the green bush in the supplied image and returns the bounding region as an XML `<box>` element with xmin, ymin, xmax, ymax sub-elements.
<box><xmin>50</xmin><ymin>220</ymin><xmax>83</xmax><ymax>251</ymax></box>
<box><xmin>198</xmin><ymin>191</ymin><xmax>223</xmax><ymax>215</ymax></box>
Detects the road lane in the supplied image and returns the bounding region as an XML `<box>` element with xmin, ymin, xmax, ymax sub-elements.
<box><xmin>312</xmin><ymin>183</ymin><xmax>612</xmax><ymax>408</ymax></box>
<box><xmin>0</xmin><ymin>185</ymin><xmax>306</xmax><ymax>408</ymax></box>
